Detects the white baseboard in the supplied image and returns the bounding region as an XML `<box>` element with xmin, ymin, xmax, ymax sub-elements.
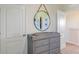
<box><xmin>67</xmin><ymin>41</ymin><xmax>79</xmax><ymax>46</ymax></box>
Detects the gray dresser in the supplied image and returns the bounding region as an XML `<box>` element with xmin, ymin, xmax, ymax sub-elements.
<box><xmin>27</xmin><ymin>32</ymin><xmax>60</xmax><ymax>54</ymax></box>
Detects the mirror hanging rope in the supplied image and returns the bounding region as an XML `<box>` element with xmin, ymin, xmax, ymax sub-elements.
<box><xmin>34</xmin><ymin>4</ymin><xmax>50</xmax><ymax>31</ymax></box>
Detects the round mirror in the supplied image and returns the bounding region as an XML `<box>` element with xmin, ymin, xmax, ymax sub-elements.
<box><xmin>34</xmin><ymin>10</ymin><xmax>50</xmax><ymax>31</ymax></box>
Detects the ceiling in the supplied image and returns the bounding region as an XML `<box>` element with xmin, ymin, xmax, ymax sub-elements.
<box><xmin>61</xmin><ymin>4</ymin><xmax>79</xmax><ymax>11</ymax></box>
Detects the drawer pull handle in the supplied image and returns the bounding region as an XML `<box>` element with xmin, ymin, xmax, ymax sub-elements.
<box><xmin>23</xmin><ymin>34</ymin><xmax>26</xmax><ymax>37</ymax></box>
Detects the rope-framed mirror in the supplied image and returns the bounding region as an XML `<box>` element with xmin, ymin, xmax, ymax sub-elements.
<box><xmin>34</xmin><ymin>4</ymin><xmax>51</xmax><ymax>31</ymax></box>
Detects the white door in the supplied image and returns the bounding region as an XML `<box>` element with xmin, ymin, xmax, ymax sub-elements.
<box><xmin>1</xmin><ymin>6</ymin><xmax>27</xmax><ymax>54</ymax></box>
<box><xmin>6</xmin><ymin>7</ymin><xmax>26</xmax><ymax>54</ymax></box>
<box><xmin>57</xmin><ymin>10</ymin><xmax>66</xmax><ymax>50</ymax></box>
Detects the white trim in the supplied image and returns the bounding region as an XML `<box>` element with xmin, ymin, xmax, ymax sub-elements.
<box><xmin>67</xmin><ymin>41</ymin><xmax>79</xmax><ymax>46</ymax></box>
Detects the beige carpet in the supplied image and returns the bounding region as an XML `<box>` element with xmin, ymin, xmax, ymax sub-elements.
<box><xmin>61</xmin><ymin>43</ymin><xmax>79</xmax><ymax>54</ymax></box>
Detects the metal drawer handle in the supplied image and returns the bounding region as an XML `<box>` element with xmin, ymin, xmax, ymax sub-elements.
<box><xmin>23</xmin><ymin>34</ymin><xmax>26</xmax><ymax>37</ymax></box>
<box><xmin>0</xmin><ymin>32</ymin><xmax>1</xmax><ymax>35</ymax></box>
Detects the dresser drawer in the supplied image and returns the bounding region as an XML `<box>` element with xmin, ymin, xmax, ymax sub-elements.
<box><xmin>34</xmin><ymin>45</ymin><xmax>49</xmax><ymax>54</ymax></box>
<box><xmin>50</xmin><ymin>37</ymin><xmax>60</xmax><ymax>44</ymax></box>
<box><xmin>33</xmin><ymin>39</ymin><xmax>49</xmax><ymax>47</ymax></box>
<box><xmin>50</xmin><ymin>42</ymin><xmax>60</xmax><ymax>49</ymax></box>
<box><xmin>50</xmin><ymin>48</ymin><xmax>60</xmax><ymax>54</ymax></box>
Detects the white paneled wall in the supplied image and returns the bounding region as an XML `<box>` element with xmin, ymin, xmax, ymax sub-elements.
<box><xmin>25</xmin><ymin>4</ymin><xmax>57</xmax><ymax>34</ymax></box>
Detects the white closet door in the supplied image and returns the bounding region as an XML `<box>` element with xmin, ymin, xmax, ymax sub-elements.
<box><xmin>0</xmin><ymin>7</ymin><xmax>26</xmax><ymax>54</ymax></box>
<box><xmin>6</xmin><ymin>7</ymin><xmax>26</xmax><ymax>54</ymax></box>
<box><xmin>57</xmin><ymin>10</ymin><xmax>66</xmax><ymax>50</ymax></box>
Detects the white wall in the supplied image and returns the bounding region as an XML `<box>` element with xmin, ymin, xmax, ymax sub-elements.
<box><xmin>25</xmin><ymin>4</ymin><xmax>58</xmax><ymax>34</ymax></box>
<box><xmin>66</xmin><ymin>10</ymin><xmax>79</xmax><ymax>45</ymax></box>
